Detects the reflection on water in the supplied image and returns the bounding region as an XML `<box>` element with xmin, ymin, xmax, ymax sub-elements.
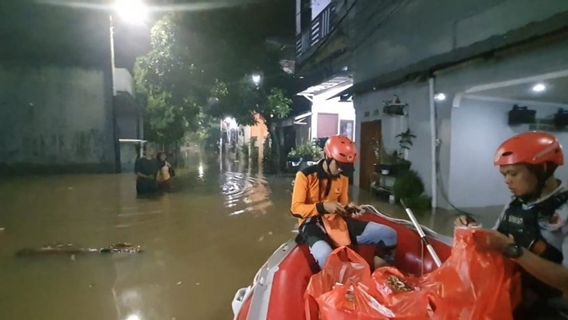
<box><xmin>0</xmin><ymin>150</ymin><xmax>296</xmax><ymax>320</ymax></box>
<box><xmin>0</xmin><ymin>149</ymin><xmax>500</xmax><ymax>320</ymax></box>
<box><xmin>221</xmin><ymin>172</ymin><xmax>272</xmax><ymax>216</ymax></box>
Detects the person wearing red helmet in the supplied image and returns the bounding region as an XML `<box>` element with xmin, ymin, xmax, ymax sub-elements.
<box><xmin>291</xmin><ymin>135</ymin><xmax>397</xmax><ymax>269</ymax></box>
<box><xmin>456</xmin><ymin>131</ymin><xmax>568</xmax><ymax>317</ymax></box>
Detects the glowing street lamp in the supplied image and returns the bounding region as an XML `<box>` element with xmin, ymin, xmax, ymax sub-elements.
<box><xmin>252</xmin><ymin>73</ymin><xmax>262</xmax><ymax>87</ymax></box>
<box><xmin>113</xmin><ymin>0</ymin><xmax>149</xmax><ymax>25</ymax></box>
<box><xmin>109</xmin><ymin>0</ymin><xmax>149</xmax><ymax>172</ymax></box>
<box><xmin>110</xmin><ymin>0</ymin><xmax>149</xmax><ymax>95</ymax></box>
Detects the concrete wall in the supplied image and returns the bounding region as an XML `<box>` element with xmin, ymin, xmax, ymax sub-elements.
<box><xmin>0</xmin><ymin>64</ymin><xmax>115</xmax><ymax>172</ymax></box>
<box><xmin>433</xmin><ymin>36</ymin><xmax>568</xmax><ymax>209</ymax></box>
<box><xmin>354</xmin><ymin>81</ymin><xmax>432</xmax><ymax>198</ymax></box>
<box><xmin>448</xmin><ymin>97</ymin><xmax>568</xmax><ymax>208</ymax></box>
<box><xmin>351</xmin><ymin>0</ymin><xmax>568</xmax><ymax>84</ymax></box>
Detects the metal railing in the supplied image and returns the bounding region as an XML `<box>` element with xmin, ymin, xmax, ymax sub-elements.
<box><xmin>296</xmin><ymin>3</ymin><xmax>337</xmax><ymax>58</ymax></box>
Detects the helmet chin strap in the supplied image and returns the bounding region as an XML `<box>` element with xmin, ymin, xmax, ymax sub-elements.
<box><xmin>324</xmin><ymin>158</ymin><xmax>342</xmax><ymax>180</ymax></box>
<box><xmin>521</xmin><ymin>164</ymin><xmax>556</xmax><ymax>202</ymax></box>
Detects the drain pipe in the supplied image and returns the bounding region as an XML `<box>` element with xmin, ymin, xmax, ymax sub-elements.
<box><xmin>429</xmin><ymin>77</ymin><xmax>438</xmax><ymax>209</ymax></box>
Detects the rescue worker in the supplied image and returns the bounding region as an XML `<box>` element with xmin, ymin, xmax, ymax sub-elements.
<box><xmin>291</xmin><ymin>135</ymin><xmax>398</xmax><ymax>269</ymax></box>
<box><xmin>456</xmin><ymin>131</ymin><xmax>568</xmax><ymax>319</ymax></box>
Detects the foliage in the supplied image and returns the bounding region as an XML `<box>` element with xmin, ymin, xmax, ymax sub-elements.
<box><xmin>373</xmin><ymin>129</ymin><xmax>416</xmax><ymax>166</ymax></box>
<box><xmin>287</xmin><ymin>141</ymin><xmax>323</xmax><ymax>161</ymax></box>
<box><xmin>393</xmin><ymin>170</ymin><xmax>431</xmax><ymax>210</ymax></box>
<box><xmin>395</xmin><ymin>129</ymin><xmax>416</xmax><ymax>152</ymax></box>
<box><xmin>134</xmin><ymin>15</ymin><xmax>206</xmax><ymax>145</ymax></box>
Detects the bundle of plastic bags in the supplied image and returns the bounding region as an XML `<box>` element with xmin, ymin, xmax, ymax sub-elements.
<box><xmin>304</xmin><ymin>228</ymin><xmax>522</xmax><ymax>320</ymax></box>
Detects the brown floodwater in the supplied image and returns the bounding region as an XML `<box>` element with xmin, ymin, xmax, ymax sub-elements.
<box><xmin>0</xmin><ymin>152</ymin><xmax>501</xmax><ymax>320</ymax></box>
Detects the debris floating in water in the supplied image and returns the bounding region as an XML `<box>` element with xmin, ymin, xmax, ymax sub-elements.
<box><xmin>176</xmin><ymin>281</ymin><xmax>182</xmax><ymax>286</ymax></box>
<box><xmin>268</xmin><ymin>231</ymin><xmax>273</xmax><ymax>236</ymax></box>
<box><xmin>195</xmin><ymin>282</ymin><xmax>200</xmax><ymax>286</ymax></box>
<box><xmin>0</xmin><ymin>227</ymin><xmax>5</xmax><ymax>232</ymax></box>
<box><xmin>15</xmin><ymin>242</ymin><xmax>143</xmax><ymax>256</ymax></box>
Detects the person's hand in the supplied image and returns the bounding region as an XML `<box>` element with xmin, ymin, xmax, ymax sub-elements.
<box><xmin>345</xmin><ymin>203</ymin><xmax>364</xmax><ymax>217</ymax></box>
<box><xmin>454</xmin><ymin>215</ymin><xmax>479</xmax><ymax>227</ymax></box>
<box><xmin>323</xmin><ymin>202</ymin><xmax>346</xmax><ymax>215</ymax></box>
<box><xmin>473</xmin><ymin>229</ymin><xmax>514</xmax><ymax>252</ymax></box>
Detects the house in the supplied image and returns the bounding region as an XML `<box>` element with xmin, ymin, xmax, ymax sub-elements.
<box><xmin>295</xmin><ymin>0</ymin><xmax>568</xmax><ymax>211</ymax></box>
<box><xmin>293</xmin><ymin>0</ymin><xmax>356</xmax><ymax>149</ymax></box>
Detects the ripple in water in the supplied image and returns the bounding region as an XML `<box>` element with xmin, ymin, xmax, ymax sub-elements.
<box><xmin>220</xmin><ymin>172</ymin><xmax>273</xmax><ymax>216</ymax></box>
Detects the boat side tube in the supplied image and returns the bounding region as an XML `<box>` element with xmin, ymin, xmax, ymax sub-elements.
<box><xmin>232</xmin><ymin>240</ymin><xmax>297</xmax><ymax>320</ymax></box>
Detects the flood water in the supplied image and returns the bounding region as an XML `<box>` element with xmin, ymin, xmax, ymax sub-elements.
<box><xmin>0</xmin><ymin>152</ymin><xmax>501</xmax><ymax>320</ymax></box>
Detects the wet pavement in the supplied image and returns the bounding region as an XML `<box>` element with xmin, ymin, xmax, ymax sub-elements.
<box><xmin>0</xmin><ymin>152</ymin><xmax>502</xmax><ymax>320</ymax></box>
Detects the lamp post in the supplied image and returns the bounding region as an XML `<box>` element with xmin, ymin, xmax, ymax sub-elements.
<box><xmin>252</xmin><ymin>73</ymin><xmax>262</xmax><ymax>88</ymax></box>
<box><xmin>109</xmin><ymin>0</ymin><xmax>148</xmax><ymax>171</ymax></box>
<box><xmin>110</xmin><ymin>0</ymin><xmax>148</xmax><ymax>93</ymax></box>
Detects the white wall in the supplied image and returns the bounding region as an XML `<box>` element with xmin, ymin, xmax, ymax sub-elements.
<box><xmin>311</xmin><ymin>0</ymin><xmax>331</xmax><ymax>19</ymax></box>
<box><xmin>310</xmin><ymin>84</ymin><xmax>356</xmax><ymax>141</ymax></box>
<box><xmin>114</xmin><ymin>68</ymin><xmax>134</xmax><ymax>95</ymax></box>
<box><xmin>354</xmin><ymin>81</ymin><xmax>432</xmax><ymax>197</ymax></box>
<box><xmin>434</xmin><ymin>37</ymin><xmax>568</xmax><ymax>210</ymax></box>
<box><xmin>449</xmin><ymin>97</ymin><xmax>568</xmax><ymax>207</ymax></box>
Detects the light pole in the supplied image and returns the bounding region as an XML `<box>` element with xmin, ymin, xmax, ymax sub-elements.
<box><xmin>252</xmin><ymin>73</ymin><xmax>262</xmax><ymax>88</ymax></box>
<box><xmin>110</xmin><ymin>0</ymin><xmax>148</xmax><ymax>93</ymax></box>
<box><xmin>109</xmin><ymin>0</ymin><xmax>148</xmax><ymax>171</ymax></box>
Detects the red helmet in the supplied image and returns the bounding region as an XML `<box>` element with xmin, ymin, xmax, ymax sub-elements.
<box><xmin>324</xmin><ymin>135</ymin><xmax>358</xmax><ymax>164</ymax></box>
<box><xmin>494</xmin><ymin>131</ymin><xmax>564</xmax><ymax>166</ymax></box>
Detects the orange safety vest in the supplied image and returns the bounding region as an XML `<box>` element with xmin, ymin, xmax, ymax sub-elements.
<box><xmin>290</xmin><ymin>162</ymin><xmax>351</xmax><ymax>247</ymax></box>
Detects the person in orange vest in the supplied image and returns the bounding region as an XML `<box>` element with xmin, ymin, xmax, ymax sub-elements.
<box><xmin>455</xmin><ymin>131</ymin><xmax>568</xmax><ymax>318</ymax></box>
<box><xmin>291</xmin><ymin>135</ymin><xmax>397</xmax><ymax>269</ymax></box>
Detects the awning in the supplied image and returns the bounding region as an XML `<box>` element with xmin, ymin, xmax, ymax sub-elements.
<box><xmin>297</xmin><ymin>76</ymin><xmax>352</xmax><ymax>97</ymax></box>
<box><xmin>294</xmin><ymin>112</ymin><xmax>312</xmax><ymax>125</ymax></box>
<box><xmin>327</xmin><ymin>84</ymin><xmax>353</xmax><ymax>101</ymax></box>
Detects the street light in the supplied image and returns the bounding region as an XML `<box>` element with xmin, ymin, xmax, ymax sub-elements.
<box><xmin>109</xmin><ymin>0</ymin><xmax>149</xmax><ymax>172</ymax></box>
<box><xmin>114</xmin><ymin>0</ymin><xmax>149</xmax><ymax>25</ymax></box>
<box><xmin>252</xmin><ymin>73</ymin><xmax>262</xmax><ymax>87</ymax></box>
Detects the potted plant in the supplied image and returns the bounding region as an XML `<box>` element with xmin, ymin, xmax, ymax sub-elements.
<box><xmin>287</xmin><ymin>141</ymin><xmax>323</xmax><ymax>171</ymax></box>
<box><xmin>373</xmin><ymin>129</ymin><xmax>416</xmax><ymax>175</ymax></box>
<box><xmin>392</xmin><ymin>169</ymin><xmax>432</xmax><ymax>210</ymax></box>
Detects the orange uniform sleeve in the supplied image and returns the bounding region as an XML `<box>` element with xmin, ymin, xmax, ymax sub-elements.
<box><xmin>291</xmin><ymin>171</ymin><xmax>320</xmax><ymax>219</ymax></box>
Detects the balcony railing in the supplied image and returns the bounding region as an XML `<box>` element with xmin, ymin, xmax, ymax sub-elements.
<box><xmin>296</xmin><ymin>3</ymin><xmax>337</xmax><ymax>58</ymax></box>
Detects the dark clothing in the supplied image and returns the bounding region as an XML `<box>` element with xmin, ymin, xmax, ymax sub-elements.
<box><xmin>298</xmin><ymin>216</ymin><xmax>368</xmax><ymax>247</ymax></box>
<box><xmin>135</xmin><ymin>158</ymin><xmax>158</xmax><ymax>194</ymax></box>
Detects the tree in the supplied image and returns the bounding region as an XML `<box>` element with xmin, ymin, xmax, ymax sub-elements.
<box><xmin>134</xmin><ymin>15</ymin><xmax>206</xmax><ymax>146</ymax></box>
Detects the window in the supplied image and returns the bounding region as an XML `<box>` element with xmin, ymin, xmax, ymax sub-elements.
<box><xmin>339</xmin><ymin>120</ymin><xmax>354</xmax><ymax>140</ymax></box>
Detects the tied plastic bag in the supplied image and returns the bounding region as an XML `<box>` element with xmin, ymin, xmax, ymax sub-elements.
<box><xmin>423</xmin><ymin>228</ymin><xmax>522</xmax><ymax>320</ymax></box>
<box><xmin>317</xmin><ymin>282</ymin><xmax>395</xmax><ymax>320</ymax></box>
<box><xmin>305</xmin><ymin>247</ymin><xmax>372</xmax><ymax>320</ymax></box>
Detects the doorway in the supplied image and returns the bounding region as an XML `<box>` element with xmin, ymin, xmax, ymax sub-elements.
<box><xmin>359</xmin><ymin>120</ymin><xmax>381</xmax><ymax>191</ymax></box>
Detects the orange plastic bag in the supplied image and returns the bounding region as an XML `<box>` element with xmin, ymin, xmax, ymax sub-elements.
<box><xmin>305</xmin><ymin>247</ymin><xmax>372</xmax><ymax>320</ymax></box>
<box><xmin>423</xmin><ymin>228</ymin><xmax>522</xmax><ymax>320</ymax></box>
<box><xmin>317</xmin><ymin>282</ymin><xmax>393</xmax><ymax>320</ymax></box>
<box><xmin>371</xmin><ymin>267</ymin><xmax>432</xmax><ymax>319</ymax></box>
<box><xmin>310</xmin><ymin>228</ymin><xmax>521</xmax><ymax>320</ymax></box>
<box><xmin>305</xmin><ymin>246</ymin><xmax>372</xmax><ymax>299</ymax></box>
